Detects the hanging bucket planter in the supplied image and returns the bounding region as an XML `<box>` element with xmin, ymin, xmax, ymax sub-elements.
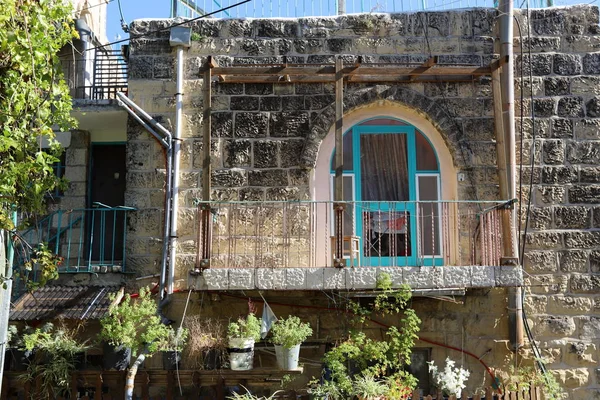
<box><xmin>274</xmin><ymin>344</ymin><xmax>300</xmax><ymax>370</ymax></box>
<box><xmin>102</xmin><ymin>342</ymin><xmax>131</xmax><ymax>371</ymax></box>
<box><xmin>228</xmin><ymin>338</ymin><xmax>255</xmax><ymax>371</ymax></box>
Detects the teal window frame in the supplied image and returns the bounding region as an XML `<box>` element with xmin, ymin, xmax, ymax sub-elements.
<box><xmin>330</xmin><ymin>117</ymin><xmax>443</xmax><ymax>267</ymax></box>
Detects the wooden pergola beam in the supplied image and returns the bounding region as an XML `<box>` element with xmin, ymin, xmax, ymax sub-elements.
<box><xmin>211</xmin><ymin>65</ymin><xmax>491</xmax><ymax>77</ymax></box>
<box><xmin>215</xmin><ymin>74</ymin><xmax>482</xmax><ymax>84</ymax></box>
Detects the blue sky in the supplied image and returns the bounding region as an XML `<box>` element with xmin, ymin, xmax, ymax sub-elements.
<box><xmin>107</xmin><ymin>0</ymin><xmax>595</xmax><ymax>45</ymax></box>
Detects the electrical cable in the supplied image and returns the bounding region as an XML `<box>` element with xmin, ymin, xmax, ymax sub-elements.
<box><xmin>86</xmin><ymin>0</ymin><xmax>252</xmax><ymax>52</ymax></box>
<box><xmin>116</xmin><ymin>0</ymin><xmax>129</xmax><ymax>33</ymax></box>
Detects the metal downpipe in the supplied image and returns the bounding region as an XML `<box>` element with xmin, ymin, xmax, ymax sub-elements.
<box><xmin>500</xmin><ymin>0</ymin><xmax>524</xmax><ymax>351</ymax></box>
<box><xmin>167</xmin><ymin>46</ymin><xmax>185</xmax><ymax>297</ymax></box>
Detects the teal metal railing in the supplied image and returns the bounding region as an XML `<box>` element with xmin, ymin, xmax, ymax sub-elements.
<box><xmin>13</xmin><ymin>204</ymin><xmax>134</xmax><ymax>274</ymax></box>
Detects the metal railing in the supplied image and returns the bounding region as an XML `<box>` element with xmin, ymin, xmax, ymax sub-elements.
<box><xmin>196</xmin><ymin>200</ymin><xmax>510</xmax><ymax>269</ymax></box>
<box><xmin>60</xmin><ymin>48</ymin><xmax>128</xmax><ymax>100</ymax></box>
<box><xmin>173</xmin><ymin>0</ymin><xmax>556</xmax><ymax>19</ymax></box>
<box><xmin>13</xmin><ymin>205</ymin><xmax>134</xmax><ymax>274</ymax></box>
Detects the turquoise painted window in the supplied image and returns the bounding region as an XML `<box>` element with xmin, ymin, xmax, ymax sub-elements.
<box><xmin>330</xmin><ymin>117</ymin><xmax>442</xmax><ymax>266</ymax></box>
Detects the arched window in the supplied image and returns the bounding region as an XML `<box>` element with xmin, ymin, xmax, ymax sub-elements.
<box><xmin>329</xmin><ymin>117</ymin><xmax>443</xmax><ymax>266</ymax></box>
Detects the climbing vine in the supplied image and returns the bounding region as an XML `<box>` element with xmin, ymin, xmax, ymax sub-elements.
<box><xmin>0</xmin><ymin>0</ymin><xmax>76</xmax><ymax>231</ymax></box>
<box><xmin>0</xmin><ymin>0</ymin><xmax>76</xmax><ymax>286</ymax></box>
<box><xmin>310</xmin><ymin>273</ymin><xmax>421</xmax><ymax>399</ymax></box>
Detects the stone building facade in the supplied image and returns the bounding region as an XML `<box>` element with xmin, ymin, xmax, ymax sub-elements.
<box><xmin>124</xmin><ymin>5</ymin><xmax>600</xmax><ymax>398</ymax></box>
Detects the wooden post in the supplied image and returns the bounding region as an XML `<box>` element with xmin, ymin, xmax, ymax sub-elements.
<box><xmin>95</xmin><ymin>372</ymin><xmax>103</xmax><ymax>400</ymax></box>
<box><xmin>199</xmin><ymin>57</ymin><xmax>214</xmax><ymax>269</ymax></box>
<box><xmin>71</xmin><ymin>371</ymin><xmax>79</xmax><ymax>399</ymax></box>
<box><xmin>333</xmin><ymin>56</ymin><xmax>345</xmax><ymax>268</ymax></box>
<box><xmin>167</xmin><ymin>371</ymin><xmax>174</xmax><ymax>400</ymax></box>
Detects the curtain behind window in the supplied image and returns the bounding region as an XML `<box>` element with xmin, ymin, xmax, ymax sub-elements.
<box><xmin>360</xmin><ymin>134</ymin><xmax>409</xmax><ymax>201</ymax></box>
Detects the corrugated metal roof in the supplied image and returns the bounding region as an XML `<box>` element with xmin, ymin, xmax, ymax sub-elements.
<box><xmin>10</xmin><ymin>286</ymin><xmax>122</xmax><ymax>321</ymax></box>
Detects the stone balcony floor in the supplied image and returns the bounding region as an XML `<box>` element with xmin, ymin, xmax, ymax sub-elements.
<box><xmin>188</xmin><ymin>265</ymin><xmax>523</xmax><ymax>291</ymax></box>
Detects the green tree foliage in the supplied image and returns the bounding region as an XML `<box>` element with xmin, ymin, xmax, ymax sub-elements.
<box><xmin>0</xmin><ymin>0</ymin><xmax>76</xmax><ymax>230</ymax></box>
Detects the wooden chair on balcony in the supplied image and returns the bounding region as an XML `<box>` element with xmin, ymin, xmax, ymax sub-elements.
<box><xmin>330</xmin><ymin>235</ymin><xmax>361</xmax><ymax>267</ymax></box>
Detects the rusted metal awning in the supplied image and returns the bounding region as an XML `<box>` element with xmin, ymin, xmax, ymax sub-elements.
<box><xmin>10</xmin><ymin>285</ymin><xmax>123</xmax><ymax>321</ymax></box>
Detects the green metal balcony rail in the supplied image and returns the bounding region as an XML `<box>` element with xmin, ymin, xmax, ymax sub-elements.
<box><xmin>195</xmin><ymin>200</ymin><xmax>511</xmax><ymax>269</ymax></box>
<box><xmin>13</xmin><ymin>204</ymin><xmax>135</xmax><ymax>275</ymax></box>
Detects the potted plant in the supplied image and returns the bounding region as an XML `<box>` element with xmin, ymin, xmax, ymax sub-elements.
<box><xmin>99</xmin><ymin>287</ymin><xmax>173</xmax><ymax>400</ymax></box>
<box><xmin>18</xmin><ymin>322</ymin><xmax>90</xmax><ymax>398</ymax></box>
<box><xmin>183</xmin><ymin>316</ymin><xmax>227</xmax><ymax>370</ymax></box>
<box><xmin>352</xmin><ymin>375</ymin><xmax>388</xmax><ymax>400</ymax></box>
<box><xmin>270</xmin><ymin>315</ymin><xmax>312</xmax><ymax>370</ymax></box>
<box><xmin>160</xmin><ymin>327</ymin><xmax>189</xmax><ymax>370</ymax></box>
<box><xmin>227</xmin><ymin>314</ymin><xmax>261</xmax><ymax>371</ymax></box>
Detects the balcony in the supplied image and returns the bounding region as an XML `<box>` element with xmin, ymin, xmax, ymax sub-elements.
<box><xmin>13</xmin><ymin>205</ymin><xmax>134</xmax><ymax>282</ymax></box>
<box><xmin>192</xmin><ymin>201</ymin><xmax>523</xmax><ymax>291</ymax></box>
<box><xmin>60</xmin><ymin>48</ymin><xmax>128</xmax><ymax>101</ymax></box>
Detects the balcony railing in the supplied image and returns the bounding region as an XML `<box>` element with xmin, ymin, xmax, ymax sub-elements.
<box><xmin>13</xmin><ymin>205</ymin><xmax>134</xmax><ymax>275</ymax></box>
<box><xmin>196</xmin><ymin>200</ymin><xmax>510</xmax><ymax>269</ymax></box>
<box><xmin>60</xmin><ymin>48</ymin><xmax>128</xmax><ymax>100</ymax></box>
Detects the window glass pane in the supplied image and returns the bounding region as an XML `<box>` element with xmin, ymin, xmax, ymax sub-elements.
<box><xmin>363</xmin><ymin>207</ymin><xmax>411</xmax><ymax>257</ymax></box>
<box><xmin>330</xmin><ymin>131</ymin><xmax>354</xmax><ymax>171</ymax></box>
<box><xmin>343</xmin><ymin>176</ymin><xmax>354</xmax><ymax>236</ymax></box>
<box><xmin>418</xmin><ymin>175</ymin><xmax>441</xmax><ymax>256</ymax></box>
<box><xmin>416</xmin><ymin>131</ymin><xmax>438</xmax><ymax>171</ymax></box>
<box><xmin>360</xmin><ymin>134</ymin><xmax>409</xmax><ymax>201</ymax></box>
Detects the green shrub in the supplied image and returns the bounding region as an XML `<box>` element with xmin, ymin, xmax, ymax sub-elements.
<box><xmin>270</xmin><ymin>315</ymin><xmax>312</xmax><ymax>349</ymax></box>
<box><xmin>227</xmin><ymin>313</ymin><xmax>261</xmax><ymax>341</ymax></box>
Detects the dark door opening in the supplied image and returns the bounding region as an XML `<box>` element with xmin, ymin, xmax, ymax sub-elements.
<box><xmin>89</xmin><ymin>144</ymin><xmax>126</xmax><ymax>265</ymax></box>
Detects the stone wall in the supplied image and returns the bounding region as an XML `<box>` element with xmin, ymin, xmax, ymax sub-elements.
<box><xmin>126</xmin><ymin>6</ymin><xmax>600</xmax><ymax>398</ymax></box>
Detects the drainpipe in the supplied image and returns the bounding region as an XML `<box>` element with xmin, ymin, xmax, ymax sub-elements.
<box><xmin>499</xmin><ymin>0</ymin><xmax>524</xmax><ymax>351</ymax></box>
<box><xmin>167</xmin><ymin>27</ymin><xmax>192</xmax><ymax>297</ymax></box>
<box><xmin>116</xmin><ymin>93</ymin><xmax>173</xmax><ymax>302</ymax></box>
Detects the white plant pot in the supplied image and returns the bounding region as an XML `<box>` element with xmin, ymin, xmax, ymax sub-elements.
<box><xmin>228</xmin><ymin>338</ymin><xmax>255</xmax><ymax>371</ymax></box>
<box><xmin>274</xmin><ymin>344</ymin><xmax>300</xmax><ymax>370</ymax></box>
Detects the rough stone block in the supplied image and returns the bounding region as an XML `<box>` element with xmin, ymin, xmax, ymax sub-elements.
<box><xmin>231</xmin><ymin>96</ymin><xmax>259</xmax><ymax>111</ymax></box>
<box><xmin>248</xmin><ymin>169</ymin><xmax>288</xmax><ymax>186</ymax></box>
<box><xmin>557</xmin><ymin>97</ymin><xmax>585</xmax><ymax>118</ymax></box>
<box><xmin>443</xmin><ymin>266</ymin><xmax>471</xmax><ymax>287</ymax></box>
<box><xmin>551</xmin><ymin>118</ymin><xmax>573</xmax><ymax>138</ymax></box>
<box><xmin>495</xmin><ymin>266</ymin><xmax>523</xmax><ymax>287</ymax></box>
<box><xmin>259</xmin><ymin>97</ymin><xmax>282</xmax><ymax>111</ymax></box>
<box><xmin>403</xmin><ymin>267</ymin><xmax>443</xmax><ymax>289</ymax></box>
<box><xmin>346</xmin><ymin>267</ymin><xmax>377</xmax><ymax>289</ymax></box>
<box><xmin>253</xmin><ymin>140</ymin><xmax>279</xmax><ymax>168</ymax></box>
<box><xmin>203</xmin><ymin>268</ymin><xmax>228</xmax><ymax>290</ymax></box>
<box><xmin>555</xmin><ymin>207</ymin><xmax>591</xmax><ymax>229</ymax></box>
<box><xmin>544</xmin><ymin>77</ymin><xmax>570</xmax><ymax>96</ymax></box>
<box><xmin>533</xmin><ymin>98</ymin><xmax>555</xmax><ymax>117</ymax></box>
<box><xmin>525</xmin><ymin>232</ymin><xmax>562</xmax><ymax>249</ymax></box>
<box><xmin>565</xmin><ymin>231</ymin><xmax>600</xmax><ymax>248</ymax></box>
<box><xmin>285</xmin><ymin>268</ymin><xmax>307</xmax><ymax>289</ymax></box>
<box><xmin>571</xmin><ymin>274</ymin><xmax>600</xmax><ymax>293</ymax></box>
<box><xmin>323</xmin><ymin>268</ymin><xmax>345</xmax><ymax>289</ymax></box>
<box><xmin>256</xmin><ymin>268</ymin><xmax>286</xmax><ymax>290</ymax></box>
<box><xmin>586</xmin><ymin>96</ymin><xmax>600</xmax><ymax>117</ymax></box>
<box><xmin>571</xmin><ymin>76</ymin><xmax>600</xmax><ymax>96</ymax></box>
<box><xmin>524</xmin><ymin>250</ymin><xmax>559</xmax><ymax>272</ymax></box>
<box><xmin>542</xmin><ymin>166</ymin><xmax>577</xmax><ymax>184</ymax></box>
<box><xmin>212</xmin><ymin>112</ymin><xmax>233</xmax><ymax>138</ymax></box>
<box><xmin>554</xmin><ymin>54</ymin><xmax>583</xmax><ymax>75</ymax></box>
<box><xmin>544</xmin><ymin>140</ymin><xmax>565</xmax><ymax>164</ymax></box>
<box><xmin>269</xmin><ymin>111</ymin><xmax>310</xmax><ymax>137</ymax></box>
<box><xmin>234</xmin><ymin>112</ymin><xmax>269</xmax><ymax>138</ymax></box>
<box><xmin>583</xmin><ymin>53</ymin><xmax>600</xmax><ymax>74</ymax></box>
<box><xmin>211</xmin><ymin>169</ymin><xmax>247</xmax><ymax>187</ymax></box>
<box><xmin>569</xmin><ymin>186</ymin><xmax>600</xmax><ymax>203</ymax></box>
<box><xmin>548</xmin><ymin>296</ymin><xmax>593</xmax><ymax>315</ymax></box>
<box><xmin>306</xmin><ymin>268</ymin><xmax>324</xmax><ymax>289</ymax></box>
<box><xmin>228</xmin><ymin>269</ymin><xmax>255</xmax><ymax>290</ymax></box>
<box><xmin>579</xmin><ymin>316</ymin><xmax>600</xmax><ymax>339</ymax></box>
<box><xmin>581</xmin><ymin>167</ymin><xmax>600</xmax><ymax>183</ymax></box>
<box><xmin>224</xmin><ymin>140</ymin><xmax>251</xmax><ymax>168</ymax></box>
<box><xmin>574</xmin><ymin>118</ymin><xmax>600</xmax><ymax>139</ymax></box>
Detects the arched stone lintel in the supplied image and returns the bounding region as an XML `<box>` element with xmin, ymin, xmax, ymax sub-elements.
<box><xmin>300</xmin><ymin>85</ymin><xmax>463</xmax><ymax>169</ymax></box>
